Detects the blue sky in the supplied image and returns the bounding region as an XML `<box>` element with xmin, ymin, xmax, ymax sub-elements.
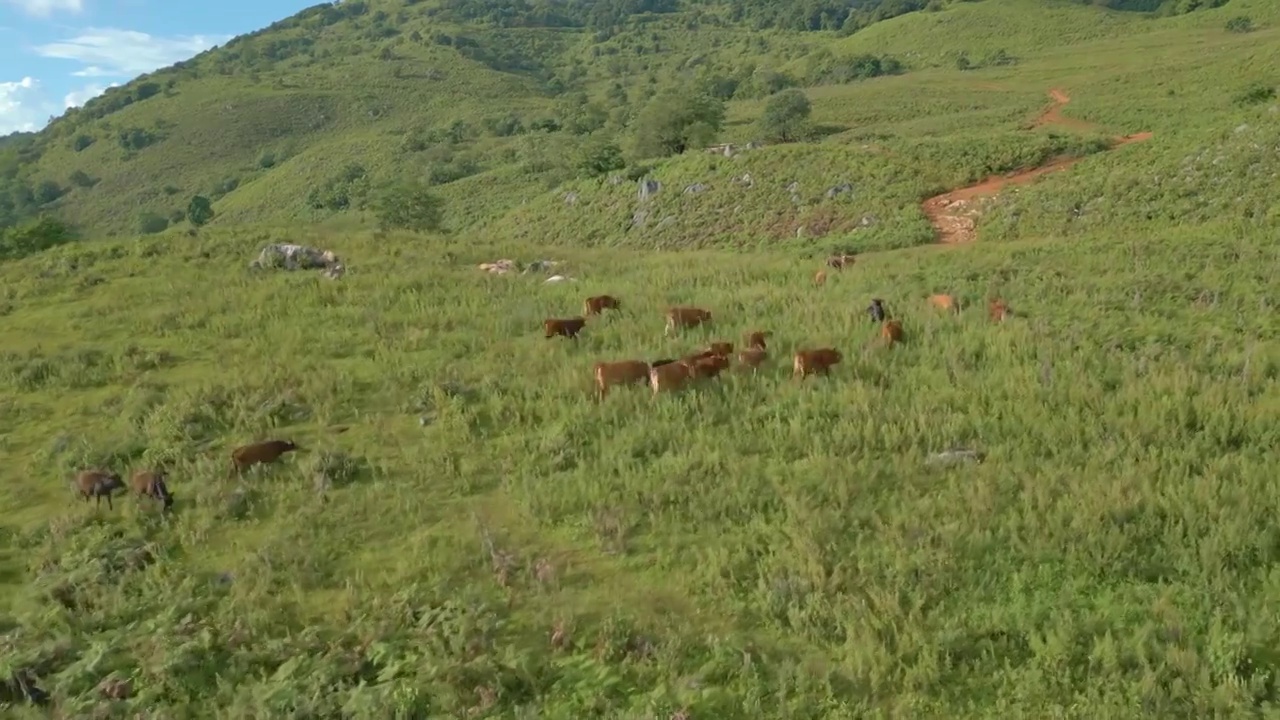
<box><xmin>0</xmin><ymin>0</ymin><xmax>318</xmax><ymax>134</ymax></box>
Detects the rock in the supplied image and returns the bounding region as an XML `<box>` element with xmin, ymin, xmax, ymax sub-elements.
<box><xmin>563</xmin><ymin>192</ymin><xmax>578</xmax><ymax>205</ymax></box>
<box><xmin>858</xmin><ymin>214</ymin><xmax>878</xmax><ymax>228</ymax></box>
<box><xmin>545</xmin><ymin>275</ymin><xmax>574</xmax><ymax>283</ymax></box>
<box><xmin>637</xmin><ymin>178</ymin><xmax>661</xmax><ymax>201</ymax></box>
<box><xmin>608</xmin><ymin>175</ymin><xmax>623</xmax><ymax>185</ymax></box>
<box><xmin>825</xmin><ymin>182</ymin><xmax>853</xmax><ymax>199</ymax></box>
<box><xmin>785</xmin><ymin>181</ymin><xmax>799</xmax><ymax>193</ymax></box>
<box><xmin>683</xmin><ymin>183</ymin><xmax>708</xmax><ymax>194</ymax></box>
<box><xmin>926</xmin><ymin>448</ymin><xmax>986</xmax><ymax>466</ymax></box>
<box><xmin>734</xmin><ymin>173</ymin><xmax>753</xmax><ymax>188</ymax></box>
<box><xmin>632</xmin><ymin>210</ymin><xmax>649</xmax><ymax>227</ymax></box>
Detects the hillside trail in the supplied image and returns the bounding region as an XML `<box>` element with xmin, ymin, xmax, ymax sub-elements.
<box><xmin>918</xmin><ymin>88</ymin><xmax>1153</xmax><ymax>245</ymax></box>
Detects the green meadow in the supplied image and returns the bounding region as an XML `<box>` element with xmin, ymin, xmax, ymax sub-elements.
<box><xmin>2</xmin><ymin>0</ymin><xmax>1280</xmax><ymax>715</ymax></box>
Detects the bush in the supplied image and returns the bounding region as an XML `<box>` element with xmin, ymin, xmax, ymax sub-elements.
<box><xmin>137</xmin><ymin>212</ymin><xmax>169</xmax><ymax>234</ymax></box>
<box><xmin>374</xmin><ymin>181</ymin><xmax>444</xmax><ymax>232</ymax></box>
<box><xmin>1225</xmin><ymin>16</ymin><xmax>1254</xmax><ymax>33</ymax></box>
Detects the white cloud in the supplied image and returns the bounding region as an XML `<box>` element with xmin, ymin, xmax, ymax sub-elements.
<box><xmin>63</xmin><ymin>81</ymin><xmax>115</xmax><ymax>108</ymax></box>
<box><xmin>35</xmin><ymin>27</ymin><xmax>232</xmax><ymax>79</ymax></box>
<box><xmin>71</xmin><ymin>65</ymin><xmax>113</xmax><ymax>77</ymax></box>
<box><xmin>2</xmin><ymin>0</ymin><xmax>83</xmax><ymax>18</ymax></box>
<box><xmin>0</xmin><ymin>76</ymin><xmax>56</xmax><ymax>134</ymax></box>
<box><xmin>0</xmin><ymin>77</ymin><xmax>119</xmax><ymax>134</ymax></box>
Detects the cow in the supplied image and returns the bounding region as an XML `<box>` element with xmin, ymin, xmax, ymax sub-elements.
<box><xmin>544</xmin><ymin>317</ymin><xmax>587</xmax><ymax>339</ymax></box>
<box><xmin>583</xmin><ymin>295</ymin><xmax>621</xmax><ymax>316</ymax></box>
<box><xmin>881</xmin><ymin>319</ymin><xmax>904</xmax><ymax>345</ymax></box>
<box><xmin>130</xmin><ymin>470</ymin><xmax>174</xmax><ymax>510</ymax></box>
<box><xmin>814</xmin><ymin>270</ymin><xmax>827</xmax><ymax>286</ymax></box>
<box><xmin>826</xmin><ymin>254</ymin><xmax>856</xmax><ymax>269</ymax></box>
<box><xmin>73</xmin><ymin>470</ymin><xmax>124</xmax><ymax>509</ymax></box>
<box><xmin>593</xmin><ymin>360</ymin><xmax>651</xmax><ymax>399</ymax></box>
<box><xmin>738</xmin><ymin>331</ymin><xmax>769</xmax><ymax>369</ymax></box>
<box><xmin>664</xmin><ymin>307</ymin><xmax>712</xmax><ymax>335</ymax></box>
<box><xmin>706</xmin><ymin>341</ymin><xmax>734</xmax><ymax>357</ymax></box>
<box><xmin>793</xmin><ymin>348</ymin><xmax>842</xmax><ymax>379</ymax></box>
<box><xmin>928</xmin><ymin>293</ymin><xmax>961</xmax><ymax>313</ymax></box>
<box><xmin>988</xmin><ymin>298</ymin><xmax>1011</xmax><ymax>323</ymax></box>
<box><xmin>650</xmin><ymin>354</ymin><xmax>730</xmax><ymax>394</ymax></box>
<box><xmin>230</xmin><ymin>439</ymin><xmax>300</xmax><ymax>477</ymax></box>
<box><xmin>867</xmin><ymin>299</ymin><xmax>887</xmax><ymax>323</ymax></box>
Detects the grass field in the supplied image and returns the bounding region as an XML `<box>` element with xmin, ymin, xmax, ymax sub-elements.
<box><xmin>3</xmin><ymin>0</ymin><xmax>1280</xmax><ymax>715</ymax></box>
<box><xmin>1</xmin><ymin>219</ymin><xmax>1278</xmax><ymax>715</ymax></box>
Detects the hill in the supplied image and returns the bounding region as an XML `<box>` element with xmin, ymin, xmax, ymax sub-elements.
<box><xmin>0</xmin><ymin>0</ymin><xmax>1274</xmax><ymax>247</ymax></box>
<box><xmin>2</xmin><ymin>0</ymin><xmax>1280</xmax><ymax>716</ymax></box>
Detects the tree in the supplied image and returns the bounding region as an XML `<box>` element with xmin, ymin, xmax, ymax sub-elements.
<box><xmin>756</xmin><ymin>89</ymin><xmax>813</xmax><ymax>143</ymax></box>
<box><xmin>374</xmin><ymin>181</ymin><xmax>444</xmax><ymax>232</ymax></box>
<box><xmin>629</xmin><ymin>89</ymin><xmax>726</xmax><ymax>158</ymax></box>
<box><xmin>0</xmin><ymin>215</ymin><xmax>74</xmax><ymax>260</ymax></box>
<box><xmin>577</xmin><ymin>138</ymin><xmax>626</xmax><ymax>176</ymax></box>
<box><xmin>187</xmin><ymin>195</ymin><xmax>214</xmax><ymax>227</ymax></box>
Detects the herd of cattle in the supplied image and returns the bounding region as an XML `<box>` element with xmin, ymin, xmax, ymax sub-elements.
<box><xmin>73</xmin><ymin>439</ymin><xmax>303</xmax><ymax>513</ymax></box>
<box><xmin>70</xmin><ymin>253</ymin><xmax>1012</xmax><ymax>511</ymax></box>
<box><xmin>545</xmin><ymin>284</ymin><xmax>1012</xmax><ymax>401</ymax></box>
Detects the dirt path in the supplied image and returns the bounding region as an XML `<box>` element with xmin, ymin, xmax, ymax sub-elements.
<box><xmin>920</xmin><ymin>89</ymin><xmax>1152</xmax><ymax>244</ymax></box>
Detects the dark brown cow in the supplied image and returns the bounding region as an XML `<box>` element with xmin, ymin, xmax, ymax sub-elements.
<box><xmin>882</xmin><ymin>319</ymin><xmax>904</xmax><ymax>345</ymax></box>
<box><xmin>583</xmin><ymin>295</ymin><xmax>621</xmax><ymax>316</ymax></box>
<box><xmin>706</xmin><ymin>341</ymin><xmax>734</xmax><ymax>357</ymax></box>
<box><xmin>867</xmin><ymin>299</ymin><xmax>887</xmax><ymax>323</ymax></box>
<box><xmin>593</xmin><ymin>360</ymin><xmax>651</xmax><ymax>399</ymax></box>
<box><xmin>74</xmin><ymin>469</ymin><xmax>124</xmax><ymax>509</ymax></box>
<box><xmin>664</xmin><ymin>307</ymin><xmax>712</xmax><ymax>335</ymax></box>
<box><xmin>793</xmin><ymin>348</ymin><xmax>842</xmax><ymax>379</ymax></box>
<box><xmin>988</xmin><ymin>298</ymin><xmax>1010</xmax><ymax>323</ymax></box>
<box><xmin>230</xmin><ymin>439</ymin><xmax>300</xmax><ymax>477</ymax></box>
<box><xmin>544</xmin><ymin>317</ymin><xmax>587</xmax><ymax>339</ymax></box>
<box><xmin>131</xmin><ymin>470</ymin><xmax>174</xmax><ymax>510</ymax></box>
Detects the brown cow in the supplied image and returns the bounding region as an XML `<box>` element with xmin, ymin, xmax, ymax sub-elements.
<box><xmin>544</xmin><ymin>317</ymin><xmax>587</xmax><ymax>339</ymax></box>
<box><xmin>131</xmin><ymin>470</ymin><xmax>174</xmax><ymax>510</ymax></box>
<box><xmin>793</xmin><ymin>348</ymin><xmax>842</xmax><ymax>379</ymax></box>
<box><xmin>738</xmin><ymin>331</ymin><xmax>768</xmax><ymax>369</ymax></box>
<box><xmin>73</xmin><ymin>469</ymin><xmax>124</xmax><ymax>509</ymax></box>
<box><xmin>827</xmin><ymin>254</ymin><xmax>856</xmax><ymax>269</ymax></box>
<box><xmin>928</xmin><ymin>293</ymin><xmax>961</xmax><ymax>313</ymax></box>
<box><xmin>814</xmin><ymin>270</ymin><xmax>827</xmax><ymax>286</ymax></box>
<box><xmin>230</xmin><ymin>439</ymin><xmax>300</xmax><ymax>477</ymax></box>
<box><xmin>593</xmin><ymin>360</ymin><xmax>651</xmax><ymax>399</ymax></box>
<box><xmin>881</xmin><ymin>319</ymin><xmax>904</xmax><ymax>345</ymax></box>
<box><xmin>706</xmin><ymin>341</ymin><xmax>734</xmax><ymax>357</ymax></box>
<box><xmin>664</xmin><ymin>307</ymin><xmax>712</xmax><ymax>335</ymax></box>
<box><xmin>988</xmin><ymin>298</ymin><xmax>1010</xmax><ymax>323</ymax></box>
<box><xmin>650</xmin><ymin>354</ymin><xmax>729</xmax><ymax>394</ymax></box>
<box><xmin>584</xmin><ymin>295</ymin><xmax>621</xmax><ymax>316</ymax></box>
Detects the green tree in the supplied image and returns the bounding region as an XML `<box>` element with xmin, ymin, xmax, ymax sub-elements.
<box><xmin>756</xmin><ymin>89</ymin><xmax>813</xmax><ymax>143</ymax></box>
<box><xmin>187</xmin><ymin>195</ymin><xmax>214</xmax><ymax>227</ymax></box>
<box><xmin>577</xmin><ymin>138</ymin><xmax>626</xmax><ymax>176</ymax></box>
<box><xmin>374</xmin><ymin>181</ymin><xmax>444</xmax><ymax>232</ymax></box>
<box><xmin>630</xmin><ymin>89</ymin><xmax>726</xmax><ymax>158</ymax></box>
<box><xmin>0</xmin><ymin>215</ymin><xmax>74</xmax><ymax>260</ymax></box>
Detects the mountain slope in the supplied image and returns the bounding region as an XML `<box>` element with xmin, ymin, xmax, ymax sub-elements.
<box><xmin>3</xmin><ymin>0</ymin><xmax>1268</xmax><ymax>245</ymax></box>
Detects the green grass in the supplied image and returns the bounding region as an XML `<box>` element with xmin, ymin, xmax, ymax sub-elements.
<box><xmin>3</xmin><ymin>0</ymin><xmax>1280</xmax><ymax>714</ymax></box>
<box><xmin>1</xmin><ymin>222</ymin><xmax>1278</xmax><ymax>715</ymax></box>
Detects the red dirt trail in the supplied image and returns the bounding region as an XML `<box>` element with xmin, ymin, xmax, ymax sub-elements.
<box><xmin>920</xmin><ymin>88</ymin><xmax>1153</xmax><ymax>244</ymax></box>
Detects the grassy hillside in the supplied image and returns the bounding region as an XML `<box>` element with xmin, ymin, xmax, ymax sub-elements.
<box><xmin>2</xmin><ymin>0</ymin><xmax>1273</xmax><ymax>245</ymax></box>
<box><xmin>3</xmin><ymin>0</ymin><xmax>1280</xmax><ymax>715</ymax></box>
